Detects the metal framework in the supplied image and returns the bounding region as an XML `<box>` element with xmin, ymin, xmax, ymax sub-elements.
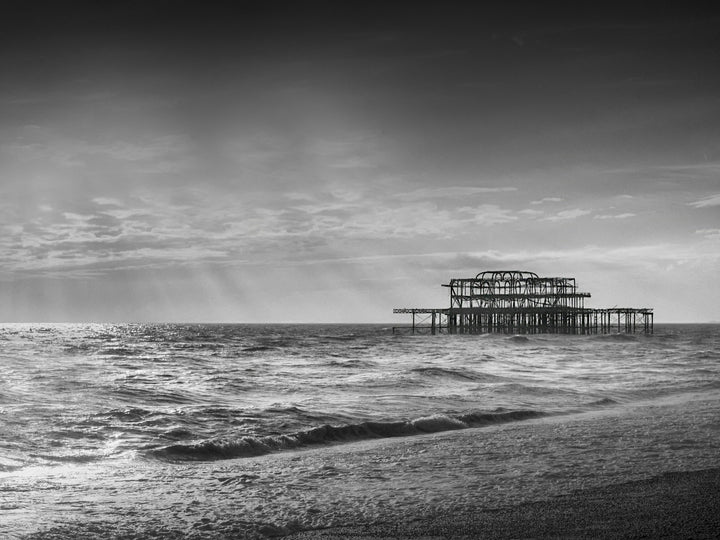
<box><xmin>393</xmin><ymin>270</ymin><xmax>653</xmax><ymax>335</ymax></box>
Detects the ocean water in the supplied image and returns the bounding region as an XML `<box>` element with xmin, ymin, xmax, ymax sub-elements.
<box><xmin>1</xmin><ymin>323</ymin><xmax>719</xmax><ymax>538</ymax></box>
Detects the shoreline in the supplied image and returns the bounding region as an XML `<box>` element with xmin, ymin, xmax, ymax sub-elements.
<box><xmin>15</xmin><ymin>393</ymin><xmax>720</xmax><ymax>539</ymax></box>
<box><xmin>289</xmin><ymin>467</ymin><xmax>720</xmax><ymax>539</ymax></box>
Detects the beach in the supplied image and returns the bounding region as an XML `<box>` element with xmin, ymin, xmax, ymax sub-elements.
<box><xmin>2</xmin><ymin>324</ymin><xmax>719</xmax><ymax>538</ymax></box>
<box><xmin>13</xmin><ymin>387</ymin><xmax>720</xmax><ymax>539</ymax></box>
<box><xmin>289</xmin><ymin>469</ymin><xmax>720</xmax><ymax>539</ymax></box>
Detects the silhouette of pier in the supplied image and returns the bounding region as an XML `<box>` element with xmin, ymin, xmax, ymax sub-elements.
<box><xmin>393</xmin><ymin>270</ymin><xmax>653</xmax><ymax>335</ymax></box>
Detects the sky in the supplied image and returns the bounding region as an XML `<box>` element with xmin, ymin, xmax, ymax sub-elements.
<box><xmin>1</xmin><ymin>1</ymin><xmax>719</xmax><ymax>323</ymax></box>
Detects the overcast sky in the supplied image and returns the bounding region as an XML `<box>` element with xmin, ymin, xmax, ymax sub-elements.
<box><xmin>1</xmin><ymin>2</ymin><xmax>719</xmax><ymax>322</ymax></box>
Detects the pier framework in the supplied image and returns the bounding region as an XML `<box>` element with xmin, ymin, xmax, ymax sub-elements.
<box><xmin>393</xmin><ymin>270</ymin><xmax>653</xmax><ymax>335</ymax></box>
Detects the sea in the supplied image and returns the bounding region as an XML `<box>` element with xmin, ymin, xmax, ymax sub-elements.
<box><xmin>1</xmin><ymin>323</ymin><xmax>719</xmax><ymax>538</ymax></box>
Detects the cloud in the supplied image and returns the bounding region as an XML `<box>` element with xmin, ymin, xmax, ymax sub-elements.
<box><xmin>62</xmin><ymin>212</ymin><xmax>95</xmax><ymax>223</ymax></box>
<box><xmin>604</xmin><ymin>163</ymin><xmax>720</xmax><ymax>176</ymax></box>
<box><xmin>465</xmin><ymin>204</ymin><xmax>517</xmax><ymax>226</ymax></box>
<box><xmin>530</xmin><ymin>197</ymin><xmax>563</xmax><ymax>205</ymax></box>
<box><xmin>92</xmin><ymin>197</ymin><xmax>124</xmax><ymax>207</ymax></box>
<box><xmin>288</xmin><ymin>195</ymin><xmax>519</xmax><ymax>240</ymax></box>
<box><xmin>445</xmin><ymin>242</ymin><xmax>720</xmax><ymax>271</ymax></box>
<box><xmin>0</xmin><ymin>194</ymin><xmax>225</xmax><ymax>276</ymax></box>
<box><xmin>696</xmin><ymin>228</ymin><xmax>720</xmax><ymax>240</ymax></box>
<box><xmin>594</xmin><ymin>213</ymin><xmax>636</xmax><ymax>220</ymax></box>
<box><xmin>401</xmin><ymin>186</ymin><xmax>517</xmax><ymax>201</ymax></box>
<box><xmin>541</xmin><ymin>209</ymin><xmax>591</xmax><ymax>222</ymax></box>
<box><xmin>0</xmin><ymin>181</ymin><xmax>529</xmax><ymax>279</ymax></box>
<box><xmin>688</xmin><ymin>193</ymin><xmax>720</xmax><ymax>208</ymax></box>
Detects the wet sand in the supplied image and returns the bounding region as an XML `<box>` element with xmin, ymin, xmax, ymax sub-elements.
<box><xmin>289</xmin><ymin>468</ymin><xmax>720</xmax><ymax>539</ymax></box>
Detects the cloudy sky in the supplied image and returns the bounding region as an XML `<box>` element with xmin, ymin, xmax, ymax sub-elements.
<box><xmin>1</xmin><ymin>2</ymin><xmax>719</xmax><ymax>322</ymax></box>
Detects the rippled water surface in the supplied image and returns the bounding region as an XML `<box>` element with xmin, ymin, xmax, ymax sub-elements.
<box><xmin>1</xmin><ymin>323</ymin><xmax>719</xmax><ymax>537</ymax></box>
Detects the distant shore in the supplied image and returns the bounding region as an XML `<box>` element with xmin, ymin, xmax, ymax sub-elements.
<box><xmin>289</xmin><ymin>467</ymin><xmax>720</xmax><ymax>539</ymax></box>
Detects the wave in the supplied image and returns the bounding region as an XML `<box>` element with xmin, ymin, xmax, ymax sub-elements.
<box><xmin>318</xmin><ymin>334</ymin><xmax>359</xmax><ymax>341</ymax></box>
<box><xmin>240</xmin><ymin>345</ymin><xmax>275</xmax><ymax>353</ymax></box>
<box><xmin>492</xmin><ymin>383</ymin><xmax>569</xmax><ymax>397</ymax></box>
<box><xmin>586</xmin><ymin>397</ymin><xmax>619</xmax><ymax>407</ymax></box>
<box><xmin>592</xmin><ymin>333</ymin><xmax>638</xmax><ymax>342</ymax></box>
<box><xmin>162</xmin><ymin>427</ymin><xmax>196</xmax><ymax>440</ymax></box>
<box><xmin>326</xmin><ymin>358</ymin><xmax>377</xmax><ymax>369</ymax></box>
<box><xmin>149</xmin><ymin>409</ymin><xmax>547</xmax><ymax>462</ymax></box>
<box><xmin>31</xmin><ymin>453</ymin><xmax>102</xmax><ymax>464</ymax></box>
<box><xmin>62</xmin><ymin>343</ymin><xmax>94</xmax><ymax>354</ymax></box>
<box><xmin>0</xmin><ymin>457</ymin><xmax>25</xmax><ymax>472</ymax></box>
<box><xmin>111</xmin><ymin>385</ymin><xmax>196</xmax><ymax>405</ymax></box>
<box><xmin>410</xmin><ymin>366</ymin><xmax>490</xmax><ymax>381</ymax></box>
<box><xmin>99</xmin><ymin>346</ymin><xmax>145</xmax><ymax>356</ymax></box>
<box><xmin>93</xmin><ymin>407</ymin><xmax>154</xmax><ymax>421</ymax></box>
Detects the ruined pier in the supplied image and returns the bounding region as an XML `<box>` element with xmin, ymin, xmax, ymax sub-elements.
<box><xmin>393</xmin><ymin>270</ymin><xmax>653</xmax><ymax>335</ymax></box>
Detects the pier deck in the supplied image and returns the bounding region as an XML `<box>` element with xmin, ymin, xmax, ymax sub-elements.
<box><xmin>393</xmin><ymin>271</ymin><xmax>653</xmax><ymax>335</ymax></box>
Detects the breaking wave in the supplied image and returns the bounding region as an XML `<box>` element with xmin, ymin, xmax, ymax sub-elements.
<box><xmin>149</xmin><ymin>409</ymin><xmax>547</xmax><ymax>462</ymax></box>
